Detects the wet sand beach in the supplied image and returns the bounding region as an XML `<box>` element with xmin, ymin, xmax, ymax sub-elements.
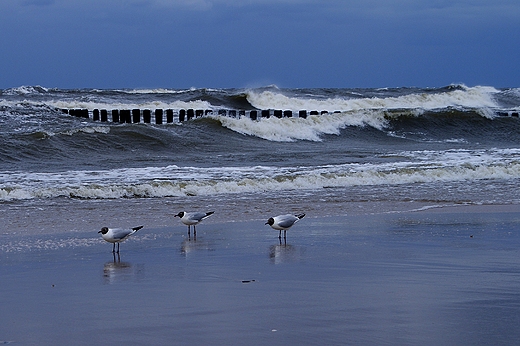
<box><xmin>1</xmin><ymin>204</ymin><xmax>520</xmax><ymax>345</ymax></box>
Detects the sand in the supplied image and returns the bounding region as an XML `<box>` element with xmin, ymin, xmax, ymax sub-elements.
<box><xmin>1</xmin><ymin>204</ymin><xmax>520</xmax><ymax>345</ymax></box>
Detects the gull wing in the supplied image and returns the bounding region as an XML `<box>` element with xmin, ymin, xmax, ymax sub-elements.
<box><xmin>276</xmin><ymin>214</ymin><xmax>299</xmax><ymax>229</ymax></box>
<box><xmin>111</xmin><ymin>228</ymin><xmax>133</xmax><ymax>240</ymax></box>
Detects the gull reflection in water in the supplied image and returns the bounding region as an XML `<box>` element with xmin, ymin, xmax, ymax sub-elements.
<box><xmin>103</xmin><ymin>252</ymin><xmax>139</xmax><ymax>284</ymax></box>
<box><xmin>269</xmin><ymin>239</ymin><xmax>302</xmax><ymax>264</ymax></box>
<box><xmin>180</xmin><ymin>237</ymin><xmax>211</xmax><ymax>257</ymax></box>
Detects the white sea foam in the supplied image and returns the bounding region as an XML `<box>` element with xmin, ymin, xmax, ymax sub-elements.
<box><xmin>246</xmin><ymin>85</ymin><xmax>500</xmax><ymax>113</ymax></box>
<box><xmin>61</xmin><ymin>126</ymin><xmax>111</xmax><ymax>136</ymax></box>
<box><xmin>215</xmin><ymin>110</ymin><xmax>389</xmax><ymax>142</ymax></box>
<box><xmin>0</xmin><ymin>237</ymin><xmax>101</xmax><ymax>253</ymax></box>
<box><xmin>3</xmin><ymin>86</ymin><xmax>49</xmax><ymax>95</ymax></box>
<box><xmin>13</xmin><ymin>124</ymin><xmax>111</xmax><ymax>138</ymax></box>
<box><xmin>2</xmin><ymin>85</ymin><xmax>502</xmax><ymax>116</ymax></box>
<box><xmin>219</xmin><ymin>85</ymin><xmax>502</xmax><ymax>141</ymax></box>
<box><xmin>1</xmin><ymin>149</ymin><xmax>519</xmax><ymax>201</ymax></box>
<box><xmin>0</xmin><ymin>162</ymin><xmax>518</xmax><ymax>201</ymax></box>
<box><xmin>117</xmin><ymin>88</ymin><xmax>187</xmax><ymax>94</ymax></box>
<box><xmin>47</xmin><ymin>99</ymin><xmax>214</xmax><ymax>112</ymax></box>
<box><xmin>0</xmin><ymin>95</ymin><xmax>212</xmax><ymax>112</ymax></box>
<box><xmin>115</xmin><ymin>87</ymin><xmax>223</xmax><ymax>94</ymax></box>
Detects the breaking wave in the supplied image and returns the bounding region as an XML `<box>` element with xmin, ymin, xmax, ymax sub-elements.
<box><xmin>1</xmin><ymin>148</ymin><xmax>519</xmax><ymax>201</ymax></box>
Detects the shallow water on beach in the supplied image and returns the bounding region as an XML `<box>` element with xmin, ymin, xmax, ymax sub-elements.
<box><xmin>2</xmin><ymin>209</ymin><xmax>520</xmax><ymax>345</ymax></box>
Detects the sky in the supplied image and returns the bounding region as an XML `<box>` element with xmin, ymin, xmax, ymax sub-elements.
<box><xmin>1</xmin><ymin>0</ymin><xmax>519</xmax><ymax>89</ymax></box>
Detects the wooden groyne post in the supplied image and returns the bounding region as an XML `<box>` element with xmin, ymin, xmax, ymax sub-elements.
<box><xmin>61</xmin><ymin>108</ymin><xmax>520</xmax><ymax>124</ymax></box>
<box><xmin>59</xmin><ymin>108</ymin><xmax>332</xmax><ymax>123</ymax></box>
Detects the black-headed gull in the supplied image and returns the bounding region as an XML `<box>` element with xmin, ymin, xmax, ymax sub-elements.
<box><xmin>175</xmin><ymin>211</ymin><xmax>214</xmax><ymax>236</ymax></box>
<box><xmin>265</xmin><ymin>213</ymin><xmax>305</xmax><ymax>239</ymax></box>
<box><xmin>98</xmin><ymin>225</ymin><xmax>144</xmax><ymax>253</ymax></box>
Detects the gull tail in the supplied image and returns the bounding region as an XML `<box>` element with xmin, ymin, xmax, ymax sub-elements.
<box><xmin>132</xmin><ymin>225</ymin><xmax>144</xmax><ymax>232</ymax></box>
<box><xmin>204</xmin><ymin>212</ymin><xmax>215</xmax><ymax>218</ymax></box>
<box><xmin>296</xmin><ymin>213</ymin><xmax>305</xmax><ymax>220</ymax></box>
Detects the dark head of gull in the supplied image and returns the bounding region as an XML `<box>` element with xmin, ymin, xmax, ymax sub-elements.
<box><xmin>98</xmin><ymin>227</ymin><xmax>109</xmax><ymax>234</ymax></box>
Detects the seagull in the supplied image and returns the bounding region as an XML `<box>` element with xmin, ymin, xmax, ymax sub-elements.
<box><xmin>265</xmin><ymin>213</ymin><xmax>305</xmax><ymax>239</ymax></box>
<box><xmin>98</xmin><ymin>225</ymin><xmax>144</xmax><ymax>253</ymax></box>
<box><xmin>175</xmin><ymin>211</ymin><xmax>214</xmax><ymax>237</ymax></box>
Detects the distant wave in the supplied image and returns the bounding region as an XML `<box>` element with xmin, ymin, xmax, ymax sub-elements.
<box><xmin>2</xmin><ymin>84</ymin><xmax>513</xmax><ymax>111</ymax></box>
<box><xmin>1</xmin><ymin>85</ymin><xmax>50</xmax><ymax>95</ymax></box>
<box><xmin>245</xmin><ymin>85</ymin><xmax>501</xmax><ymax>113</ymax></box>
<box><xmin>50</xmin><ymin>99</ymin><xmax>215</xmax><ymax>112</ymax></box>
<box><xmin>1</xmin><ymin>84</ymin><xmax>519</xmax><ymax>144</ymax></box>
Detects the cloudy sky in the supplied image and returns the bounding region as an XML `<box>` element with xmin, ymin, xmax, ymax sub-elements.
<box><xmin>1</xmin><ymin>0</ymin><xmax>519</xmax><ymax>89</ymax></box>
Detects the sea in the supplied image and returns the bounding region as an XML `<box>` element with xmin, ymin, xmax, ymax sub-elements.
<box><xmin>1</xmin><ymin>84</ymin><xmax>520</xmax><ymax>234</ymax></box>
<box><xmin>3</xmin><ymin>84</ymin><xmax>520</xmax><ymax>345</ymax></box>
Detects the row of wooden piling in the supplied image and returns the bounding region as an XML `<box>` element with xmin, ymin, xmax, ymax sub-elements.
<box><xmin>61</xmin><ymin>108</ymin><xmax>520</xmax><ymax>124</ymax></box>
<box><xmin>498</xmin><ymin>111</ymin><xmax>520</xmax><ymax>117</ymax></box>
<box><xmin>61</xmin><ymin>108</ymin><xmax>342</xmax><ymax>124</ymax></box>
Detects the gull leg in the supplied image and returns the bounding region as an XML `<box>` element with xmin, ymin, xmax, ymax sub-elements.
<box><xmin>113</xmin><ymin>252</ymin><xmax>120</xmax><ymax>262</ymax></box>
<box><xmin>112</xmin><ymin>243</ymin><xmax>115</xmax><ymax>253</ymax></box>
<box><xmin>278</xmin><ymin>230</ymin><xmax>282</xmax><ymax>239</ymax></box>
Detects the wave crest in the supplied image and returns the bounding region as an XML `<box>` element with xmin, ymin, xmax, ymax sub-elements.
<box><xmin>1</xmin><ymin>149</ymin><xmax>519</xmax><ymax>201</ymax></box>
<box><xmin>214</xmin><ymin>110</ymin><xmax>389</xmax><ymax>142</ymax></box>
<box><xmin>245</xmin><ymin>85</ymin><xmax>500</xmax><ymax>113</ymax></box>
<box><xmin>1</xmin><ymin>162</ymin><xmax>518</xmax><ymax>201</ymax></box>
<box><xmin>2</xmin><ymin>85</ymin><xmax>50</xmax><ymax>95</ymax></box>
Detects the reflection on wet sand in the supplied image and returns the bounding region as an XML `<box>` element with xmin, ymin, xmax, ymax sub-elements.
<box><xmin>180</xmin><ymin>237</ymin><xmax>212</xmax><ymax>256</ymax></box>
<box><xmin>269</xmin><ymin>239</ymin><xmax>302</xmax><ymax>264</ymax></box>
<box><xmin>103</xmin><ymin>252</ymin><xmax>142</xmax><ymax>284</ymax></box>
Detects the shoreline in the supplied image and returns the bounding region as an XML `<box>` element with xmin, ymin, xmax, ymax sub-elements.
<box><xmin>0</xmin><ymin>196</ymin><xmax>520</xmax><ymax>236</ymax></box>
<box><xmin>1</xmin><ymin>190</ymin><xmax>519</xmax><ymax>237</ymax></box>
<box><xmin>1</xmin><ymin>202</ymin><xmax>518</xmax><ymax>254</ymax></box>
